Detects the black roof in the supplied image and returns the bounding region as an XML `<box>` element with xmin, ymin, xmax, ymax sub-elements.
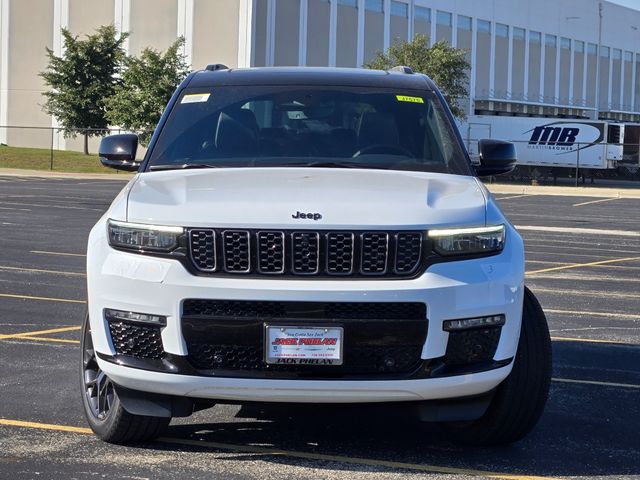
<box><xmin>185</xmin><ymin>66</ymin><xmax>436</xmax><ymax>90</ymax></box>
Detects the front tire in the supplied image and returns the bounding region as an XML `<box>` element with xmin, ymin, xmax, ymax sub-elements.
<box><xmin>80</xmin><ymin>313</ymin><xmax>170</xmax><ymax>443</ymax></box>
<box><xmin>443</xmin><ymin>286</ymin><xmax>552</xmax><ymax>445</ymax></box>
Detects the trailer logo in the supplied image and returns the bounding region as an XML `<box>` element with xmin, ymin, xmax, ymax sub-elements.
<box><xmin>524</xmin><ymin>122</ymin><xmax>604</xmax><ymax>154</ymax></box>
<box><xmin>528</xmin><ymin>126</ymin><xmax>579</xmax><ymax>146</ymax></box>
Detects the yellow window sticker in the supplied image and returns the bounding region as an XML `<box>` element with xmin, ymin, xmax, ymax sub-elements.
<box><xmin>396</xmin><ymin>95</ymin><xmax>424</xmax><ymax>104</ymax></box>
<box><xmin>181</xmin><ymin>93</ymin><xmax>211</xmax><ymax>104</ymax></box>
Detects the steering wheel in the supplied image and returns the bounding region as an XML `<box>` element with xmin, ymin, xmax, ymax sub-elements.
<box><xmin>352</xmin><ymin>144</ymin><xmax>415</xmax><ymax>158</ymax></box>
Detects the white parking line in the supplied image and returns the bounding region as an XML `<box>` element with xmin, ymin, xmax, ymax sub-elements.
<box><xmin>572</xmin><ymin>197</ymin><xmax>619</xmax><ymax>207</ymax></box>
<box><xmin>516</xmin><ymin>225</ymin><xmax>640</xmax><ymax>237</ymax></box>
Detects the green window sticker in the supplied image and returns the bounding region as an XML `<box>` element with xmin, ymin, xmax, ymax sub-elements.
<box><xmin>396</xmin><ymin>95</ymin><xmax>424</xmax><ymax>104</ymax></box>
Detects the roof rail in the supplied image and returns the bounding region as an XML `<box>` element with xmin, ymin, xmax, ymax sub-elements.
<box><xmin>388</xmin><ymin>65</ymin><xmax>414</xmax><ymax>74</ymax></box>
<box><xmin>205</xmin><ymin>63</ymin><xmax>229</xmax><ymax>72</ymax></box>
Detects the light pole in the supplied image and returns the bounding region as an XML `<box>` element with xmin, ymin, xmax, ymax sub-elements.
<box><xmin>594</xmin><ymin>1</ymin><xmax>603</xmax><ymax>120</ymax></box>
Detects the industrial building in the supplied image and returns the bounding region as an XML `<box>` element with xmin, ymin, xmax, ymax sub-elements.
<box><xmin>1</xmin><ymin>0</ymin><xmax>640</xmax><ymax>151</ymax></box>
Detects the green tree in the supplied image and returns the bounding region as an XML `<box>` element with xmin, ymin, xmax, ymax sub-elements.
<box><xmin>40</xmin><ymin>25</ymin><xmax>128</xmax><ymax>154</ymax></box>
<box><xmin>364</xmin><ymin>34</ymin><xmax>470</xmax><ymax>119</ymax></box>
<box><xmin>106</xmin><ymin>38</ymin><xmax>190</xmax><ymax>145</ymax></box>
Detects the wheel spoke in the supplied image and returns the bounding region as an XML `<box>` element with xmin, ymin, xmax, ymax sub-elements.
<box><xmin>82</xmin><ymin>319</ymin><xmax>113</xmax><ymax>421</ymax></box>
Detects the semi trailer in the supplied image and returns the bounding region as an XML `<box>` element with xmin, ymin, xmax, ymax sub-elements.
<box><xmin>461</xmin><ymin>115</ymin><xmax>640</xmax><ymax>173</ymax></box>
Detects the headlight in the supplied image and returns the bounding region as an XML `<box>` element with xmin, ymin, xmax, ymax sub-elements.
<box><xmin>428</xmin><ymin>225</ymin><xmax>505</xmax><ymax>256</ymax></box>
<box><xmin>107</xmin><ymin>219</ymin><xmax>183</xmax><ymax>252</ymax></box>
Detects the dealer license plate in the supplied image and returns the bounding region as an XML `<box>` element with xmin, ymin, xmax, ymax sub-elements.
<box><xmin>265</xmin><ymin>326</ymin><xmax>343</xmax><ymax>365</ymax></box>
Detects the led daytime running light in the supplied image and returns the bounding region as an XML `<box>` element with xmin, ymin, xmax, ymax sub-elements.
<box><xmin>443</xmin><ymin>314</ymin><xmax>505</xmax><ymax>332</ymax></box>
<box><xmin>108</xmin><ymin>219</ymin><xmax>183</xmax><ymax>234</ymax></box>
<box><xmin>105</xmin><ymin>308</ymin><xmax>167</xmax><ymax>325</ymax></box>
<box><xmin>428</xmin><ymin>225</ymin><xmax>504</xmax><ymax>238</ymax></box>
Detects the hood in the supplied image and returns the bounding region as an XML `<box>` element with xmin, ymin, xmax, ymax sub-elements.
<box><xmin>126</xmin><ymin>168</ymin><xmax>486</xmax><ymax>229</ymax></box>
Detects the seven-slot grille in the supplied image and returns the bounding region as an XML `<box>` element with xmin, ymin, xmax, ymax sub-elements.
<box><xmin>188</xmin><ymin>229</ymin><xmax>423</xmax><ymax>277</ymax></box>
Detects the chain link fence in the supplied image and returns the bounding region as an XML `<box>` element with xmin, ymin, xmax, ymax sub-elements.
<box><xmin>1</xmin><ymin>125</ymin><xmax>639</xmax><ymax>186</ymax></box>
<box><xmin>466</xmin><ymin>139</ymin><xmax>640</xmax><ymax>187</ymax></box>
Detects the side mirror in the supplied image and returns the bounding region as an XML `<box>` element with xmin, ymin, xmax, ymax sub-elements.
<box><xmin>99</xmin><ymin>134</ymin><xmax>140</xmax><ymax>171</ymax></box>
<box><xmin>475</xmin><ymin>139</ymin><xmax>517</xmax><ymax>177</ymax></box>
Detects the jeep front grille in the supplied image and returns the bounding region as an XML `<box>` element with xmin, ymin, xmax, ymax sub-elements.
<box><xmin>187</xmin><ymin>229</ymin><xmax>423</xmax><ymax>277</ymax></box>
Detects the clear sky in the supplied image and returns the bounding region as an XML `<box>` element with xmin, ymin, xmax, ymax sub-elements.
<box><xmin>608</xmin><ymin>0</ymin><xmax>640</xmax><ymax>11</ymax></box>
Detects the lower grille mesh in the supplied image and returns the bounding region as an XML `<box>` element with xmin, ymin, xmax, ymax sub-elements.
<box><xmin>444</xmin><ymin>327</ymin><xmax>501</xmax><ymax>366</ymax></box>
<box><xmin>181</xmin><ymin>299</ymin><xmax>428</xmax><ymax>378</ymax></box>
<box><xmin>107</xmin><ymin>321</ymin><xmax>164</xmax><ymax>359</ymax></box>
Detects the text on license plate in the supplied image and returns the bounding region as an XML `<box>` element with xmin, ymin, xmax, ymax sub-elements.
<box><xmin>265</xmin><ymin>326</ymin><xmax>343</xmax><ymax>365</ymax></box>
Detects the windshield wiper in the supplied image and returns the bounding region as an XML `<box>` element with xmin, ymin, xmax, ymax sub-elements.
<box><xmin>148</xmin><ymin>163</ymin><xmax>221</xmax><ymax>171</ymax></box>
<box><xmin>286</xmin><ymin>161</ymin><xmax>360</xmax><ymax>169</ymax></box>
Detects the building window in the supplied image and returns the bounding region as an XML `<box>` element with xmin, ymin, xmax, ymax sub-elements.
<box><xmin>545</xmin><ymin>34</ymin><xmax>556</xmax><ymax>48</ymax></box>
<box><xmin>457</xmin><ymin>15</ymin><xmax>472</xmax><ymax>31</ymax></box>
<box><xmin>624</xmin><ymin>51</ymin><xmax>633</xmax><ymax>62</ymax></box>
<box><xmin>365</xmin><ymin>0</ymin><xmax>383</xmax><ymax>12</ymax></box>
<box><xmin>436</xmin><ymin>11</ymin><xmax>452</xmax><ymax>27</ymax></box>
<box><xmin>390</xmin><ymin>1</ymin><xmax>408</xmax><ymax>17</ymax></box>
<box><xmin>575</xmin><ymin>40</ymin><xmax>584</xmax><ymax>53</ymax></box>
<box><xmin>600</xmin><ymin>46</ymin><xmax>609</xmax><ymax>58</ymax></box>
<box><xmin>612</xmin><ymin>48</ymin><xmax>622</xmax><ymax>60</ymax></box>
<box><xmin>414</xmin><ymin>6</ymin><xmax>430</xmax><ymax>22</ymax></box>
<box><xmin>477</xmin><ymin>19</ymin><xmax>491</xmax><ymax>34</ymax></box>
<box><xmin>337</xmin><ymin>0</ymin><xmax>357</xmax><ymax>6</ymax></box>
<box><xmin>529</xmin><ymin>31</ymin><xmax>541</xmax><ymax>43</ymax></box>
<box><xmin>560</xmin><ymin>37</ymin><xmax>571</xmax><ymax>50</ymax></box>
<box><xmin>513</xmin><ymin>27</ymin><xmax>525</xmax><ymax>41</ymax></box>
<box><xmin>496</xmin><ymin>23</ymin><xmax>508</xmax><ymax>38</ymax></box>
<box><xmin>587</xmin><ymin>43</ymin><xmax>597</xmax><ymax>55</ymax></box>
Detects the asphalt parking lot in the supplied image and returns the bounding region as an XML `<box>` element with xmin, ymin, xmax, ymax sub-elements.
<box><xmin>0</xmin><ymin>174</ymin><xmax>638</xmax><ymax>479</ymax></box>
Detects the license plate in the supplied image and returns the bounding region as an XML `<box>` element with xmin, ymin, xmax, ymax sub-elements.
<box><xmin>265</xmin><ymin>325</ymin><xmax>343</xmax><ymax>365</ymax></box>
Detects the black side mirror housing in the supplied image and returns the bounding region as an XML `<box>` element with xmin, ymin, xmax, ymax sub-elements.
<box><xmin>99</xmin><ymin>134</ymin><xmax>140</xmax><ymax>171</ymax></box>
<box><xmin>474</xmin><ymin>139</ymin><xmax>517</xmax><ymax>177</ymax></box>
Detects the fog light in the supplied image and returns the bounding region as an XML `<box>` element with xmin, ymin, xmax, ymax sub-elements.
<box><xmin>443</xmin><ymin>314</ymin><xmax>505</xmax><ymax>332</ymax></box>
<box><xmin>104</xmin><ymin>308</ymin><xmax>167</xmax><ymax>326</ymax></box>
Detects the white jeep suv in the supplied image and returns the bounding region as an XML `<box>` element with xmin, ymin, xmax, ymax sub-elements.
<box><xmin>81</xmin><ymin>66</ymin><xmax>551</xmax><ymax>446</ymax></box>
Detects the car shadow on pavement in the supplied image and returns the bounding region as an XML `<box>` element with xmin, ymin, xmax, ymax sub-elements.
<box><xmin>144</xmin><ymin>378</ymin><xmax>639</xmax><ymax>478</ymax></box>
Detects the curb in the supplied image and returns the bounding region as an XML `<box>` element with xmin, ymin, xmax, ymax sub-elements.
<box><xmin>0</xmin><ymin>168</ymin><xmax>134</xmax><ymax>180</ymax></box>
<box><xmin>486</xmin><ymin>183</ymin><xmax>640</xmax><ymax>198</ymax></box>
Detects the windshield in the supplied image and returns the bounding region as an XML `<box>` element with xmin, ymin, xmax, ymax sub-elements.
<box><xmin>146</xmin><ymin>85</ymin><xmax>472</xmax><ymax>175</ymax></box>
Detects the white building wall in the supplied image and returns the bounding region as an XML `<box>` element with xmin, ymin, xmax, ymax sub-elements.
<box><xmin>2</xmin><ymin>0</ymin><xmax>640</xmax><ymax>149</ymax></box>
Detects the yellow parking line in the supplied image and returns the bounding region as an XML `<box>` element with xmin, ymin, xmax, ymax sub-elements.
<box><xmin>0</xmin><ymin>326</ymin><xmax>81</xmax><ymax>340</ymax></box>
<box><xmin>551</xmin><ymin>336</ymin><xmax>637</xmax><ymax>346</ymax></box>
<box><xmin>0</xmin><ymin>293</ymin><xmax>85</xmax><ymax>304</ymax></box>
<box><xmin>16</xmin><ymin>336</ymin><xmax>80</xmax><ymax>344</ymax></box>
<box><xmin>30</xmin><ymin>250</ymin><xmax>85</xmax><ymax>257</ymax></box>
<box><xmin>0</xmin><ymin>418</ymin><xmax>560</xmax><ymax>480</ymax></box>
<box><xmin>552</xmin><ymin>378</ymin><xmax>640</xmax><ymax>389</ymax></box>
<box><xmin>0</xmin><ymin>419</ymin><xmax>91</xmax><ymax>434</ymax></box>
<box><xmin>0</xmin><ymin>265</ymin><xmax>85</xmax><ymax>276</ymax></box>
<box><xmin>545</xmin><ymin>308</ymin><xmax>639</xmax><ymax>320</ymax></box>
<box><xmin>572</xmin><ymin>197</ymin><xmax>619</xmax><ymax>207</ymax></box>
<box><xmin>526</xmin><ymin>256</ymin><xmax>640</xmax><ymax>275</ymax></box>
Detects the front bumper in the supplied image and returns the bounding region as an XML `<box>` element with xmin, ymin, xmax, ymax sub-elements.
<box><xmin>87</xmin><ymin>221</ymin><xmax>524</xmax><ymax>403</ymax></box>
